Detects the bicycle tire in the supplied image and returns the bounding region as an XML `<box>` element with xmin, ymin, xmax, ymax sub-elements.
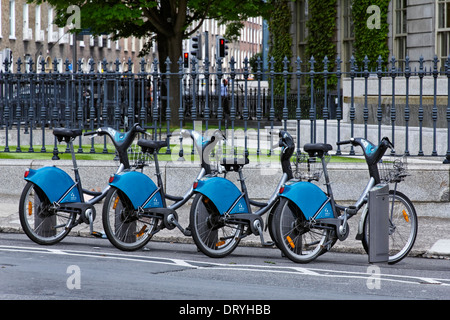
<box><xmin>362</xmin><ymin>190</ymin><xmax>418</xmax><ymax>264</ymax></box>
<box><xmin>190</xmin><ymin>193</ymin><xmax>243</xmax><ymax>258</ymax></box>
<box><xmin>19</xmin><ymin>181</ymin><xmax>75</xmax><ymax>245</ymax></box>
<box><xmin>102</xmin><ymin>187</ymin><xmax>158</xmax><ymax>251</ymax></box>
<box><xmin>267</xmin><ymin>199</ymin><xmax>281</xmax><ymax>249</ymax></box>
<box><xmin>274</xmin><ymin>198</ymin><xmax>330</xmax><ymax>263</ymax></box>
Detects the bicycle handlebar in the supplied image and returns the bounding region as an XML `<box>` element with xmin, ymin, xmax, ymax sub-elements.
<box><xmin>278</xmin><ymin>130</ymin><xmax>295</xmax><ymax>179</ymax></box>
<box><xmin>84</xmin><ymin>123</ymin><xmax>146</xmax><ymax>138</ymax></box>
<box><xmin>84</xmin><ymin>123</ymin><xmax>146</xmax><ymax>169</ymax></box>
<box><xmin>278</xmin><ymin>130</ymin><xmax>295</xmax><ymax>150</ymax></box>
<box><xmin>337</xmin><ymin>136</ymin><xmax>395</xmax><ymax>166</ymax></box>
<box><xmin>83</xmin><ymin>130</ymin><xmax>98</xmax><ymax>136</ymax></box>
<box><xmin>336</xmin><ymin>139</ymin><xmax>352</xmax><ymax>146</ymax></box>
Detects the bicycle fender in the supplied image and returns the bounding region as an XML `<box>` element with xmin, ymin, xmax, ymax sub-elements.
<box><xmin>109</xmin><ymin>171</ymin><xmax>163</xmax><ymax>209</ymax></box>
<box><xmin>24</xmin><ymin>167</ymin><xmax>81</xmax><ymax>203</ymax></box>
<box><xmin>279</xmin><ymin>181</ymin><xmax>333</xmax><ymax>219</ymax></box>
<box><xmin>194</xmin><ymin>176</ymin><xmax>248</xmax><ymax>215</ymax></box>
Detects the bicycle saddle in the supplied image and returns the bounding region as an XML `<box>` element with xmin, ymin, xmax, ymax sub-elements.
<box><xmin>137</xmin><ymin>139</ymin><xmax>167</xmax><ymax>153</ymax></box>
<box><xmin>220</xmin><ymin>156</ymin><xmax>250</xmax><ymax>172</ymax></box>
<box><xmin>53</xmin><ymin>128</ymin><xmax>83</xmax><ymax>143</ymax></box>
<box><xmin>303</xmin><ymin>143</ymin><xmax>332</xmax><ymax>157</ymax></box>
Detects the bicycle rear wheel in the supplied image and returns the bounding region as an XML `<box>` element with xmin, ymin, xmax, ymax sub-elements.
<box><xmin>190</xmin><ymin>193</ymin><xmax>243</xmax><ymax>258</ymax></box>
<box><xmin>267</xmin><ymin>199</ymin><xmax>281</xmax><ymax>249</ymax></box>
<box><xmin>362</xmin><ymin>190</ymin><xmax>418</xmax><ymax>264</ymax></box>
<box><xmin>274</xmin><ymin>198</ymin><xmax>330</xmax><ymax>263</ymax></box>
<box><xmin>19</xmin><ymin>182</ymin><xmax>75</xmax><ymax>245</ymax></box>
<box><xmin>102</xmin><ymin>187</ymin><xmax>158</xmax><ymax>251</ymax></box>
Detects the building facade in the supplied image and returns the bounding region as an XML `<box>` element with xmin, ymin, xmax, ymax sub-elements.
<box><xmin>0</xmin><ymin>0</ymin><xmax>263</xmax><ymax>75</ymax></box>
<box><xmin>0</xmin><ymin>0</ymin><xmax>151</xmax><ymax>73</ymax></box>
<box><xmin>183</xmin><ymin>17</ymin><xmax>264</xmax><ymax>74</ymax></box>
<box><xmin>289</xmin><ymin>0</ymin><xmax>450</xmax><ymax>127</ymax></box>
<box><xmin>291</xmin><ymin>0</ymin><xmax>448</xmax><ymax>73</ymax></box>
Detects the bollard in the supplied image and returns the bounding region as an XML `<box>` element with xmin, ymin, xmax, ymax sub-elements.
<box><xmin>368</xmin><ymin>183</ymin><xmax>389</xmax><ymax>263</ymax></box>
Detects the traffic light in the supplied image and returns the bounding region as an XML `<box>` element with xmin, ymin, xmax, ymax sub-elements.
<box><xmin>218</xmin><ymin>37</ymin><xmax>228</xmax><ymax>58</ymax></box>
<box><xmin>183</xmin><ymin>52</ymin><xmax>189</xmax><ymax>68</ymax></box>
<box><xmin>190</xmin><ymin>35</ymin><xmax>202</xmax><ymax>60</ymax></box>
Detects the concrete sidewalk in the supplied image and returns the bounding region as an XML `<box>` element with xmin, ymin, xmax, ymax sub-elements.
<box><xmin>1</xmin><ymin>192</ymin><xmax>449</xmax><ymax>260</ymax></box>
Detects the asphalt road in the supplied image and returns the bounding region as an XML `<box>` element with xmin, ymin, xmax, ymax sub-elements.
<box><xmin>0</xmin><ymin>233</ymin><xmax>449</xmax><ymax>311</ymax></box>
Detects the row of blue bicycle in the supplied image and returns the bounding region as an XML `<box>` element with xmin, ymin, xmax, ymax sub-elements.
<box><xmin>19</xmin><ymin>124</ymin><xmax>417</xmax><ymax>264</ymax></box>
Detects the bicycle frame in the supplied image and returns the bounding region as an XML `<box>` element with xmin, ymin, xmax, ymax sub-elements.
<box><xmin>108</xmin><ymin>129</ymin><xmax>224</xmax><ymax>236</ymax></box>
<box><xmin>192</xmin><ymin>130</ymin><xmax>295</xmax><ymax>245</ymax></box>
<box><xmin>25</xmin><ymin>142</ymin><xmax>124</xmax><ymax>206</ymax></box>
<box><xmin>23</xmin><ymin>124</ymin><xmax>146</xmax><ymax>237</ymax></box>
<box><xmin>279</xmin><ymin>137</ymin><xmax>394</xmax><ymax>241</ymax></box>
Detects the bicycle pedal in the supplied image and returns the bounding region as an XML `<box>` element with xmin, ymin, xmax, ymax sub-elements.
<box><xmin>91</xmin><ymin>231</ymin><xmax>106</xmax><ymax>239</ymax></box>
<box><xmin>262</xmin><ymin>241</ymin><xmax>275</xmax><ymax>247</ymax></box>
<box><xmin>183</xmin><ymin>228</ymin><xmax>192</xmax><ymax>237</ymax></box>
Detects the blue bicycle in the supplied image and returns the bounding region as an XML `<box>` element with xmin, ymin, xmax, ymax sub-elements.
<box><xmin>19</xmin><ymin>124</ymin><xmax>146</xmax><ymax>245</ymax></box>
<box><xmin>102</xmin><ymin>129</ymin><xmax>224</xmax><ymax>251</ymax></box>
<box><xmin>273</xmin><ymin>137</ymin><xmax>417</xmax><ymax>264</ymax></box>
<box><xmin>189</xmin><ymin>130</ymin><xmax>295</xmax><ymax>258</ymax></box>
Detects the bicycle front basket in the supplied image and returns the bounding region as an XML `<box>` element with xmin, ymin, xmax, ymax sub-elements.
<box><xmin>378</xmin><ymin>155</ymin><xmax>408</xmax><ymax>183</ymax></box>
<box><xmin>292</xmin><ymin>153</ymin><xmax>330</xmax><ymax>182</ymax></box>
<box><xmin>127</xmin><ymin>142</ymin><xmax>153</xmax><ymax>169</ymax></box>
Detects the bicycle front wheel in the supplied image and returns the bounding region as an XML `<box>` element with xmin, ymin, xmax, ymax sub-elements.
<box><xmin>19</xmin><ymin>182</ymin><xmax>75</xmax><ymax>245</ymax></box>
<box><xmin>190</xmin><ymin>193</ymin><xmax>243</xmax><ymax>258</ymax></box>
<box><xmin>102</xmin><ymin>187</ymin><xmax>158</xmax><ymax>251</ymax></box>
<box><xmin>274</xmin><ymin>198</ymin><xmax>330</xmax><ymax>263</ymax></box>
<box><xmin>362</xmin><ymin>190</ymin><xmax>418</xmax><ymax>264</ymax></box>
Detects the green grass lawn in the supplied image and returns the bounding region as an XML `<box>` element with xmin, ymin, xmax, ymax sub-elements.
<box><xmin>0</xmin><ymin>143</ymin><xmax>364</xmax><ymax>164</ymax></box>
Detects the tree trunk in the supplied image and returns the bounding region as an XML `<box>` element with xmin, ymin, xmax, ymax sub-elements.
<box><xmin>157</xmin><ymin>33</ymin><xmax>183</xmax><ymax>126</ymax></box>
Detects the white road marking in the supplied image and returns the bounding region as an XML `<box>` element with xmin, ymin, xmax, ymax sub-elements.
<box><xmin>0</xmin><ymin>245</ymin><xmax>448</xmax><ymax>287</ymax></box>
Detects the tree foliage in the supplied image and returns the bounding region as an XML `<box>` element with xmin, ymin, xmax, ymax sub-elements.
<box><xmin>305</xmin><ymin>0</ymin><xmax>337</xmax><ymax>90</ymax></box>
<box><xmin>31</xmin><ymin>0</ymin><xmax>273</xmax><ymax>123</ymax></box>
<box><xmin>268</xmin><ymin>0</ymin><xmax>292</xmax><ymax>95</ymax></box>
<box><xmin>34</xmin><ymin>0</ymin><xmax>273</xmax><ymax>62</ymax></box>
<box><xmin>352</xmin><ymin>0</ymin><xmax>390</xmax><ymax>70</ymax></box>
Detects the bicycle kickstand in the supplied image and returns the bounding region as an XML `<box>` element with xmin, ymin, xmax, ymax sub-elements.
<box><xmin>87</xmin><ymin>208</ymin><xmax>106</xmax><ymax>239</ymax></box>
<box><xmin>167</xmin><ymin>213</ymin><xmax>192</xmax><ymax>237</ymax></box>
<box><xmin>254</xmin><ymin>220</ymin><xmax>274</xmax><ymax>247</ymax></box>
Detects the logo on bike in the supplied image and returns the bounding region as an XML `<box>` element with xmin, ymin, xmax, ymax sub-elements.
<box><xmin>361</xmin><ymin>139</ymin><xmax>375</xmax><ymax>155</ymax></box>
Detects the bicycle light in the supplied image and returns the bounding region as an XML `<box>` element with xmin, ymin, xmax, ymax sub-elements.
<box><xmin>279</xmin><ymin>184</ymin><xmax>285</xmax><ymax>194</ymax></box>
<box><xmin>193</xmin><ymin>179</ymin><xmax>199</xmax><ymax>189</ymax></box>
<box><xmin>24</xmin><ymin>170</ymin><xmax>30</xmax><ymax>178</ymax></box>
<box><xmin>109</xmin><ymin>174</ymin><xmax>115</xmax><ymax>183</ymax></box>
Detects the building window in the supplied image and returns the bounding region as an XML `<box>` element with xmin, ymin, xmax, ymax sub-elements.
<box><xmin>35</xmin><ymin>5</ymin><xmax>44</xmax><ymax>42</ymax></box>
<box><xmin>394</xmin><ymin>0</ymin><xmax>407</xmax><ymax>70</ymax></box>
<box><xmin>23</xmin><ymin>3</ymin><xmax>31</xmax><ymax>40</ymax></box>
<box><xmin>9</xmin><ymin>0</ymin><xmax>15</xmax><ymax>39</ymax></box>
<box><xmin>24</xmin><ymin>54</ymin><xmax>31</xmax><ymax>73</ymax></box>
<box><xmin>48</xmin><ymin>7</ymin><xmax>57</xmax><ymax>43</ymax></box>
<box><xmin>438</xmin><ymin>0</ymin><xmax>450</xmax><ymax>68</ymax></box>
<box><xmin>342</xmin><ymin>0</ymin><xmax>354</xmax><ymax>72</ymax></box>
<box><xmin>0</xmin><ymin>0</ymin><xmax>3</xmax><ymax>38</ymax></box>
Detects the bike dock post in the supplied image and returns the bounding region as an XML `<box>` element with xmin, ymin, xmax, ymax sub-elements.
<box><xmin>368</xmin><ymin>183</ymin><xmax>389</xmax><ymax>263</ymax></box>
